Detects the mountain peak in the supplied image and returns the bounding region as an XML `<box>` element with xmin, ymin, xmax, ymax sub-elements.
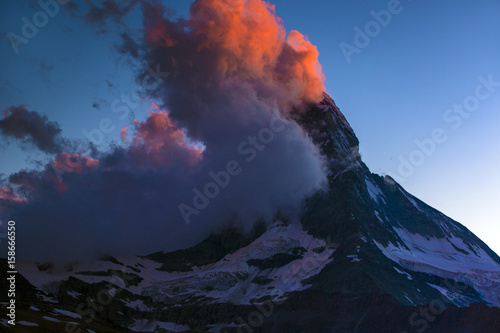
<box><xmin>298</xmin><ymin>93</ymin><xmax>360</xmax><ymax>167</ymax></box>
<box><xmin>299</xmin><ymin>94</ymin><xmax>500</xmax><ymax>309</ymax></box>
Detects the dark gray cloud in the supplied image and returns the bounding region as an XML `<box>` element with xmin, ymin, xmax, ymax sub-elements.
<box><xmin>85</xmin><ymin>0</ymin><xmax>138</xmax><ymax>26</ymax></box>
<box><xmin>0</xmin><ymin>106</ymin><xmax>64</xmax><ymax>153</ymax></box>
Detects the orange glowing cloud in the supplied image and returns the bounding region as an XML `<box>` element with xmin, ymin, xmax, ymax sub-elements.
<box><xmin>144</xmin><ymin>0</ymin><xmax>325</xmax><ymax>110</ymax></box>
<box><xmin>190</xmin><ymin>0</ymin><xmax>285</xmax><ymax>79</ymax></box>
<box><xmin>120</xmin><ymin>126</ymin><xmax>129</xmax><ymax>141</ymax></box>
<box><xmin>285</xmin><ymin>30</ymin><xmax>325</xmax><ymax>103</ymax></box>
<box><xmin>128</xmin><ymin>105</ymin><xmax>203</xmax><ymax>169</ymax></box>
<box><xmin>53</xmin><ymin>152</ymin><xmax>99</xmax><ymax>174</ymax></box>
<box><xmin>50</xmin><ymin>153</ymin><xmax>99</xmax><ymax>193</ymax></box>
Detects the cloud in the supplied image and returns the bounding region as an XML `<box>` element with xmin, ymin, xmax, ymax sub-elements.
<box><xmin>0</xmin><ymin>185</ymin><xmax>26</xmax><ymax>205</ymax></box>
<box><xmin>139</xmin><ymin>0</ymin><xmax>325</xmax><ymax>135</ymax></box>
<box><xmin>128</xmin><ymin>105</ymin><xmax>204</xmax><ymax>169</ymax></box>
<box><xmin>0</xmin><ymin>106</ymin><xmax>65</xmax><ymax>153</ymax></box>
<box><xmin>0</xmin><ymin>0</ymin><xmax>329</xmax><ymax>264</ymax></box>
<box><xmin>85</xmin><ymin>0</ymin><xmax>138</xmax><ymax>26</ymax></box>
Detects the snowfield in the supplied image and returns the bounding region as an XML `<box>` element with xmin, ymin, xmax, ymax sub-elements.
<box><xmin>17</xmin><ymin>221</ymin><xmax>336</xmax><ymax>307</ymax></box>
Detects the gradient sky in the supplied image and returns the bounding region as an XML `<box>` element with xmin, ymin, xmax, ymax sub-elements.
<box><xmin>1</xmin><ymin>0</ymin><xmax>499</xmax><ymax>255</ymax></box>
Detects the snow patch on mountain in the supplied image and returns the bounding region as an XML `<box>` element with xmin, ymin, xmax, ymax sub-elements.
<box><xmin>53</xmin><ymin>308</ymin><xmax>81</xmax><ymax>319</ymax></box>
<box><xmin>19</xmin><ymin>321</ymin><xmax>39</xmax><ymax>326</ymax></box>
<box><xmin>394</xmin><ymin>266</ymin><xmax>413</xmax><ymax>280</ymax></box>
<box><xmin>124</xmin><ymin>299</ymin><xmax>148</xmax><ymax>311</ymax></box>
<box><xmin>141</xmin><ymin>222</ymin><xmax>336</xmax><ymax>305</ymax></box>
<box><xmin>374</xmin><ymin>210</ymin><xmax>384</xmax><ymax>224</ymax></box>
<box><xmin>365</xmin><ymin>178</ymin><xmax>386</xmax><ymax>204</ymax></box>
<box><xmin>129</xmin><ymin>319</ymin><xmax>190</xmax><ymax>332</ymax></box>
<box><xmin>399</xmin><ymin>188</ymin><xmax>424</xmax><ymax>213</ymax></box>
<box><xmin>347</xmin><ymin>254</ymin><xmax>361</xmax><ymax>263</ymax></box>
<box><xmin>374</xmin><ymin>226</ymin><xmax>500</xmax><ymax>306</ymax></box>
<box><xmin>426</xmin><ymin>283</ymin><xmax>475</xmax><ymax>306</ymax></box>
<box><xmin>17</xmin><ymin>222</ymin><xmax>336</xmax><ymax>307</ymax></box>
<box><xmin>376</xmin><ymin>227</ymin><xmax>500</xmax><ymax>274</ymax></box>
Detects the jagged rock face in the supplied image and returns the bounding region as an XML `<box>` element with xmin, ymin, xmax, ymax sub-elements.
<box><xmin>298</xmin><ymin>95</ymin><xmax>500</xmax><ymax>307</ymax></box>
<box><xmin>3</xmin><ymin>95</ymin><xmax>500</xmax><ymax>332</ymax></box>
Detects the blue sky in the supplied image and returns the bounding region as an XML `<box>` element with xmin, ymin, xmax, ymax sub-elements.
<box><xmin>273</xmin><ymin>0</ymin><xmax>500</xmax><ymax>254</ymax></box>
<box><xmin>1</xmin><ymin>0</ymin><xmax>499</xmax><ymax>254</ymax></box>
